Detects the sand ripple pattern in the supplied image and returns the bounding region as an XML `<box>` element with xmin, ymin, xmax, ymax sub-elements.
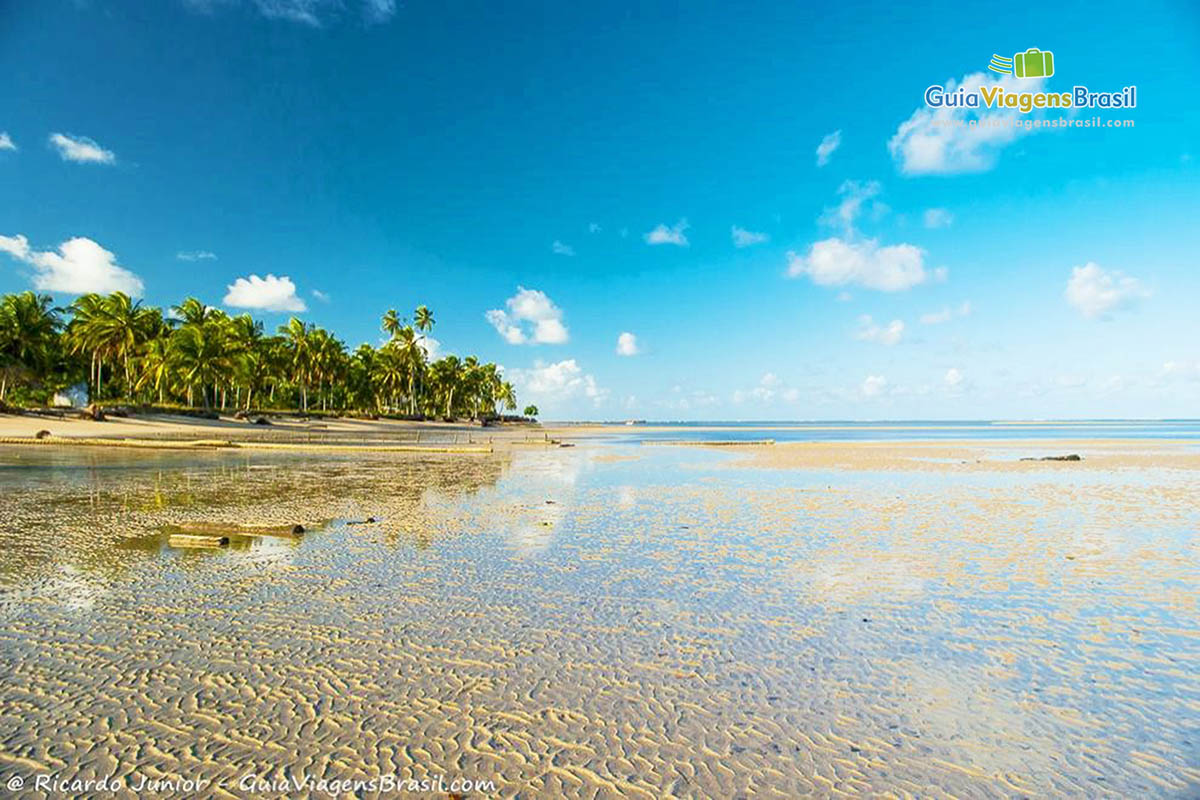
<box><xmin>0</xmin><ymin>442</ymin><xmax>1198</xmax><ymax>798</ymax></box>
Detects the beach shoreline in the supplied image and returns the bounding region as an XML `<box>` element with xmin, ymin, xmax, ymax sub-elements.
<box><xmin>4</xmin><ymin>411</ymin><xmax>1199</xmax><ymax>473</ymax></box>
<box><xmin>0</xmin><ymin>410</ymin><xmax>548</xmax><ymax>448</ymax></box>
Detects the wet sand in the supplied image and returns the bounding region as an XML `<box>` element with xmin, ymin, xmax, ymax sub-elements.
<box><xmin>0</xmin><ymin>412</ymin><xmax>544</xmax><ymax>444</ymax></box>
<box><xmin>1</xmin><ymin>440</ymin><xmax>1198</xmax><ymax>797</ymax></box>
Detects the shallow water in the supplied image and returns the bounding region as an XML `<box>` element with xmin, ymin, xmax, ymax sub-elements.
<box><xmin>590</xmin><ymin>418</ymin><xmax>1200</xmax><ymax>443</ymax></box>
<box><xmin>1</xmin><ymin>444</ymin><xmax>1198</xmax><ymax>797</ymax></box>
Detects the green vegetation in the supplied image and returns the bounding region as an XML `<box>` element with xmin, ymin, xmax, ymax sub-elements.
<box><xmin>523</xmin><ymin>405</ymin><xmax>538</xmax><ymax>418</ymax></box>
<box><xmin>0</xmin><ymin>291</ymin><xmax>522</xmax><ymax>419</ymax></box>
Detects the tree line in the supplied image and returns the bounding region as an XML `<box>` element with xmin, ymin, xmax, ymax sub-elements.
<box><xmin>0</xmin><ymin>290</ymin><xmax>538</xmax><ymax>419</ymax></box>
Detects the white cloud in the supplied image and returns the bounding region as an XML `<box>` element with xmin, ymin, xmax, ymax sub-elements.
<box><xmin>616</xmin><ymin>332</ymin><xmax>640</xmax><ymax>356</ymax></box>
<box><xmin>48</xmin><ymin>133</ymin><xmax>115</xmax><ymax>164</ymax></box>
<box><xmin>923</xmin><ymin>208</ymin><xmax>954</xmax><ymax>229</ymax></box>
<box><xmin>944</xmin><ymin>367</ymin><xmax>964</xmax><ymax>389</ymax></box>
<box><xmin>888</xmin><ymin>71</ymin><xmax>1047</xmax><ymax>175</ymax></box>
<box><xmin>485</xmin><ymin>286</ymin><xmax>569</xmax><ymax>345</ymax></box>
<box><xmin>311</xmin><ymin>289</ymin><xmax>330</xmax><ymax>302</ymax></box>
<box><xmin>919</xmin><ymin>300</ymin><xmax>971</xmax><ymax>324</ymax></box>
<box><xmin>551</xmin><ymin>240</ymin><xmax>575</xmax><ymax>256</ymax></box>
<box><xmin>507</xmin><ymin>359</ymin><xmax>606</xmax><ymax>406</ymax></box>
<box><xmin>820</xmin><ymin>180</ymin><xmax>883</xmax><ymax>232</ymax></box>
<box><xmin>790</xmin><ymin>182</ymin><xmax>941</xmax><ymax>292</ymax></box>
<box><xmin>856</xmin><ymin>315</ymin><xmax>904</xmax><ymax>346</ymax></box>
<box><xmin>662</xmin><ymin>387</ymin><xmax>720</xmax><ymax>411</ymax></box>
<box><xmin>734</xmin><ymin>372</ymin><xmax>785</xmax><ymax>404</ymax></box>
<box><xmin>731</xmin><ymin>372</ymin><xmax>808</xmax><ymax>405</ymax></box>
<box><xmin>176</xmin><ymin>250</ymin><xmax>217</xmax><ymax>262</ymax></box>
<box><xmin>731</xmin><ymin>226</ymin><xmax>768</xmax><ymax>248</ymax></box>
<box><xmin>788</xmin><ymin>237</ymin><xmax>930</xmax><ymax>292</ymax></box>
<box><xmin>815</xmin><ymin>129</ymin><xmax>842</xmax><ymax>167</ymax></box>
<box><xmin>485</xmin><ymin>310</ymin><xmax>526</xmax><ymax>345</ymax></box>
<box><xmin>223</xmin><ymin>274</ymin><xmax>307</xmax><ymax>312</ymax></box>
<box><xmin>0</xmin><ymin>236</ymin><xmax>31</xmax><ymax>261</ymax></box>
<box><xmin>362</xmin><ymin>0</ymin><xmax>395</xmax><ymax>22</ymax></box>
<box><xmin>861</xmin><ymin>375</ymin><xmax>888</xmax><ymax>398</ymax></box>
<box><xmin>588</xmin><ymin>222</ymin><xmax>602</xmax><ymax>234</ymax></box>
<box><xmin>418</xmin><ymin>335</ymin><xmax>441</xmax><ymax>359</ymax></box>
<box><xmin>644</xmin><ymin>219</ymin><xmax>689</xmax><ymax>247</ymax></box>
<box><xmin>0</xmin><ymin>132</ymin><xmax>15</xmax><ymax>151</ymax></box>
<box><xmin>1065</xmin><ymin>263</ymin><xmax>1148</xmax><ymax>319</ymax></box>
<box><xmin>1161</xmin><ymin>361</ymin><xmax>1200</xmax><ymax>381</ymax></box>
<box><xmin>0</xmin><ymin>234</ymin><xmax>144</xmax><ymax>296</ymax></box>
<box><xmin>192</xmin><ymin>0</ymin><xmax>395</xmax><ymax>25</ymax></box>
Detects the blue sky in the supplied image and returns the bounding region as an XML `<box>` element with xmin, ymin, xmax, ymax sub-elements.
<box><xmin>2</xmin><ymin>0</ymin><xmax>1199</xmax><ymax>419</ymax></box>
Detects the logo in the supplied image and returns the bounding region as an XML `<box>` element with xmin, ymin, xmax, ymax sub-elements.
<box><xmin>922</xmin><ymin>47</ymin><xmax>1136</xmax><ymax>113</ymax></box>
<box><xmin>989</xmin><ymin>48</ymin><xmax>1055</xmax><ymax>79</ymax></box>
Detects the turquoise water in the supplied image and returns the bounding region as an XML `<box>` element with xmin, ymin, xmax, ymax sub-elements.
<box><xmin>573</xmin><ymin>419</ymin><xmax>1200</xmax><ymax>443</ymax></box>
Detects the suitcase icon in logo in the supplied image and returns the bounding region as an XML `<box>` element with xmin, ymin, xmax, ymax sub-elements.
<box><xmin>1013</xmin><ymin>48</ymin><xmax>1054</xmax><ymax>79</ymax></box>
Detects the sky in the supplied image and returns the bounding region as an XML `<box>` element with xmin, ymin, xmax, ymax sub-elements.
<box><xmin>2</xmin><ymin>0</ymin><xmax>1199</xmax><ymax>420</ymax></box>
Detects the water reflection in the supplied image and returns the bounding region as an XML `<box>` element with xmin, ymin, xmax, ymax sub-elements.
<box><xmin>0</xmin><ymin>448</ymin><xmax>514</xmax><ymax>592</ymax></box>
<box><xmin>0</xmin><ymin>443</ymin><xmax>1198</xmax><ymax>797</ymax></box>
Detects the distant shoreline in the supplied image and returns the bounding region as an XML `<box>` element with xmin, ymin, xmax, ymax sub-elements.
<box><xmin>2</xmin><ymin>410</ymin><xmax>1199</xmax><ymax>455</ymax></box>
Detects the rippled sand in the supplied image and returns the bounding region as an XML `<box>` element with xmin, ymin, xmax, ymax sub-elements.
<box><xmin>1</xmin><ymin>441</ymin><xmax>1198</xmax><ymax>797</ymax></box>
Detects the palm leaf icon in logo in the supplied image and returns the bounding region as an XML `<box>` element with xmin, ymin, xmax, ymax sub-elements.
<box><xmin>989</xmin><ymin>53</ymin><xmax>1014</xmax><ymax>74</ymax></box>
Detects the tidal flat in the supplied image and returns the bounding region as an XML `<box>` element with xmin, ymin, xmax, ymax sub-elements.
<box><xmin>1</xmin><ymin>440</ymin><xmax>1198</xmax><ymax>798</ymax></box>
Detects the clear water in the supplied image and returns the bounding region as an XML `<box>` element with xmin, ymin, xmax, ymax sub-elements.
<box><xmin>566</xmin><ymin>419</ymin><xmax>1200</xmax><ymax>443</ymax></box>
<box><xmin>1</xmin><ymin>442</ymin><xmax>1198</xmax><ymax>797</ymax></box>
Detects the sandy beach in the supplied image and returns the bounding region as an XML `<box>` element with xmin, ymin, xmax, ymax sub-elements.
<box><xmin>0</xmin><ymin>411</ymin><xmax>546</xmax><ymax>445</ymax></box>
<box><xmin>1</xmin><ymin>430</ymin><xmax>1198</xmax><ymax>797</ymax></box>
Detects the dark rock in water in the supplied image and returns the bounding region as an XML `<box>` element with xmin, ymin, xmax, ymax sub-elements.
<box><xmin>291</xmin><ymin>524</ymin><xmax>305</xmax><ymax>534</ymax></box>
<box><xmin>253</xmin><ymin>416</ymin><xmax>271</xmax><ymax>425</ymax></box>
<box><xmin>1020</xmin><ymin>454</ymin><xmax>1082</xmax><ymax>462</ymax></box>
<box><xmin>34</xmin><ymin>429</ymin><xmax>51</xmax><ymax>439</ymax></box>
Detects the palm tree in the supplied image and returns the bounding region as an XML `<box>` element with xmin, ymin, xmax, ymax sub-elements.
<box><xmin>172</xmin><ymin>297</ymin><xmax>214</xmax><ymax>326</ymax></box>
<box><xmin>0</xmin><ymin>291</ymin><xmax>521</xmax><ymax>416</ymax></box>
<box><xmin>0</xmin><ymin>292</ymin><xmax>61</xmax><ymax>402</ymax></box>
<box><xmin>348</xmin><ymin>344</ymin><xmax>378</xmax><ymax>411</ymax></box>
<box><xmin>279</xmin><ymin>317</ymin><xmax>312</xmax><ymax>412</ymax></box>
<box><xmin>414</xmin><ymin>305</ymin><xmax>435</xmax><ymax>335</ymax></box>
<box><xmin>65</xmin><ymin>293</ymin><xmax>107</xmax><ymax>401</ymax></box>
<box><xmin>391</xmin><ymin>326</ymin><xmax>423</xmax><ymax>414</ymax></box>
<box><xmin>101</xmin><ymin>292</ymin><xmax>158</xmax><ymax>394</ymax></box>
<box><xmin>496</xmin><ymin>381</ymin><xmax>517</xmax><ymax>415</ymax></box>
<box><xmin>307</xmin><ymin>327</ymin><xmax>346</xmax><ymax>411</ymax></box>
<box><xmin>371</xmin><ymin>344</ymin><xmax>407</xmax><ymax>412</ymax></box>
<box><xmin>136</xmin><ymin>336</ymin><xmax>173</xmax><ymax>404</ymax></box>
<box><xmin>523</xmin><ymin>405</ymin><xmax>538</xmax><ymax>417</ymax></box>
<box><xmin>428</xmin><ymin>355</ymin><xmax>463</xmax><ymax>419</ymax></box>
<box><xmin>226</xmin><ymin>314</ymin><xmax>265</xmax><ymax>410</ymax></box>
<box><xmin>381</xmin><ymin>309</ymin><xmax>404</xmax><ymax>341</ymax></box>
<box><xmin>170</xmin><ymin>317</ymin><xmax>234</xmax><ymax>408</ymax></box>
